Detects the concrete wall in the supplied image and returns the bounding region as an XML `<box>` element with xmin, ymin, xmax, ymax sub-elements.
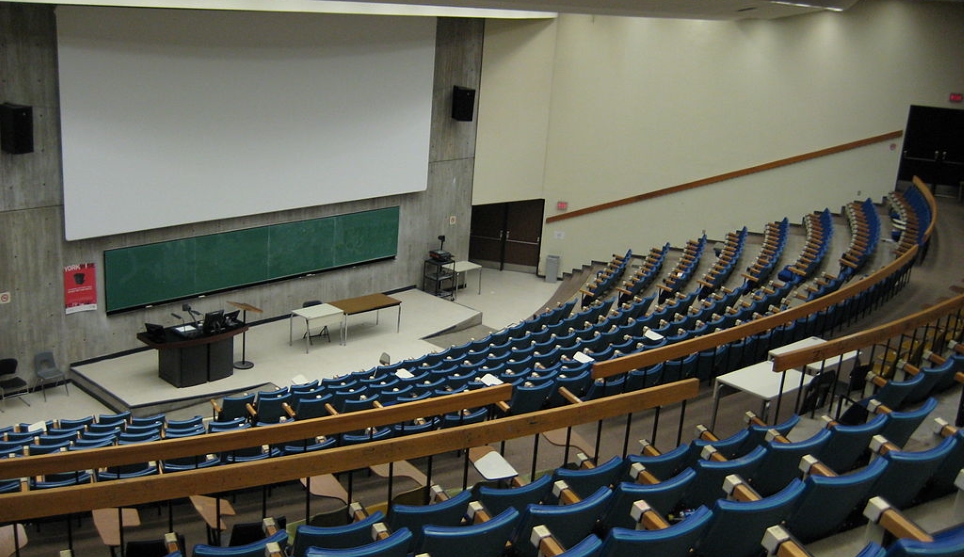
<box><xmin>475</xmin><ymin>0</ymin><xmax>964</xmax><ymax>273</ymax></box>
<box><xmin>0</xmin><ymin>3</ymin><xmax>483</xmax><ymax>369</ymax></box>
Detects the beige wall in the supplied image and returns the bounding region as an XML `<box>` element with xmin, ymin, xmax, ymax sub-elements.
<box><xmin>475</xmin><ymin>0</ymin><xmax>964</xmax><ymax>274</ymax></box>
<box><xmin>0</xmin><ymin>5</ymin><xmax>483</xmax><ymax>369</ymax></box>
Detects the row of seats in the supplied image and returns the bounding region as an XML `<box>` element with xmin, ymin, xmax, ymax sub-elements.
<box><xmin>164</xmin><ymin>397</ymin><xmax>961</xmax><ymax>557</ymax></box>
<box><xmin>695</xmin><ymin>227</ymin><xmax>747</xmax><ymax>298</ymax></box>
<box><xmin>615</xmin><ymin>244</ymin><xmax>669</xmax><ymax>306</ymax></box>
<box><xmin>657</xmin><ymin>234</ymin><xmax>706</xmax><ymax>302</ymax></box>
<box><xmin>741</xmin><ymin>218</ymin><xmax>789</xmax><ymax>292</ymax></box>
<box><xmin>579</xmin><ymin>251</ymin><xmax>632</xmax><ymax>307</ymax></box>
<box><xmin>777</xmin><ymin>209</ymin><xmax>834</xmax><ymax>284</ymax></box>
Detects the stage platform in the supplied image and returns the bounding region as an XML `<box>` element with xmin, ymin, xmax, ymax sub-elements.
<box><xmin>71</xmin><ymin>287</ymin><xmax>484</xmax><ymax>416</ymax></box>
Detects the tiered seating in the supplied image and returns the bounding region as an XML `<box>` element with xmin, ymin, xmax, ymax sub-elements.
<box><xmin>579</xmin><ymin>250</ymin><xmax>632</xmax><ymax>306</ymax></box>
<box><xmin>838</xmin><ymin>198</ymin><xmax>881</xmax><ymax>275</ymax></box>
<box><xmin>696</xmin><ymin>227</ymin><xmax>747</xmax><ymax>298</ymax></box>
<box><xmin>741</xmin><ymin>218</ymin><xmax>789</xmax><ymax>291</ymax></box>
<box><xmin>615</xmin><ymin>244</ymin><xmax>669</xmax><ymax>305</ymax></box>
<box><xmin>777</xmin><ymin>209</ymin><xmax>833</xmax><ymax>284</ymax></box>
<box><xmin>890</xmin><ymin>184</ymin><xmax>932</xmax><ymax>254</ymax></box>
<box><xmin>657</xmin><ymin>235</ymin><xmax>706</xmax><ymax>302</ymax></box>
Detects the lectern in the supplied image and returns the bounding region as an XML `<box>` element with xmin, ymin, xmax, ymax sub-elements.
<box><xmin>228</xmin><ymin>301</ymin><xmax>263</xmax><ymax>369</ymax></box>
<box><xmin>137</xmin><ymin>324</ymin><xmax>247</xmax><ymax>388</ymax></box>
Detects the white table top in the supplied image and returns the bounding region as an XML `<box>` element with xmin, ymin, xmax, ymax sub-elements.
<box><xmin>716</xmin><ymin>360</ymin><xmax>813</xmax><ymax>400</ymax></box>
<box><xmin>445</xmin><ymin>260</ymin><xmax>482</xmax><ymax>273</ymax></box>
<box><xmin>291</xmin><ymin>303</ymin><xmax>343</xmax><ymax>320</ymax></box>
<box><xmin>767</xmin><ymin>336</ymin><xmax>826</xmax><ymax>359</ymax></box>
<box><xmin>473</xmin><ymin>450</ymin><xmax>518</xmax><ymax>481</ymax></box>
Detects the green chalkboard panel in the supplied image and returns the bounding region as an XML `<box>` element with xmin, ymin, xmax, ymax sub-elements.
<box><xmin>104</xmin><ymin>207</ymin><xmax>399</xmax><ymax>314</ymax></box>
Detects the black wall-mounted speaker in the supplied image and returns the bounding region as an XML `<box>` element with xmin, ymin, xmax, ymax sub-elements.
<box><xmin>452</xmin><ymin>86</ymin><xmax>476</xmax><ymax>122</ymax></box>
<box><xmin>0</xmin><ymin>103</ymin><xmax>34</xmax><ymax>154</ymax></box>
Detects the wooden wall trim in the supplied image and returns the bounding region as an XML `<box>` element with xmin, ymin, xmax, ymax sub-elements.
<box><xmin>0</xmin><ymin>379</ymin><xmax>698</xmax><ymax>522</ymax></box>
<box><xmin>545</xmin><ymin>131</ymin><xmax>903</xmax><ymax>224</ymax></box>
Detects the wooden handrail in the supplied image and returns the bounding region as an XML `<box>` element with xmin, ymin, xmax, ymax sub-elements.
<box><xmin>593</xmin><ymin>244</ymin><xmax>918</xmax><ymax>378</ymax></box>
<box><xmin>546</xmin><ymin>131</ymin><xmax>902</xmax><ymax>224</ymax></box>
<box><xmin>772</xmin><ymin>293</ymin><xmax>964</xmax><ymax>373</ymax></box>
<box><xmin>912</xmin><ymin>175</ymin><xmax>938</xmax><ymax>244</ymax></box>
<box><xmin>0</xmin><ymin>380</ymin><xmax>698</xmax><ymax>522</ymax></box>
<box><xmin>0</xmin><ymin>384</ymin><xmax>514</xmax><ymax>479</ymax></box>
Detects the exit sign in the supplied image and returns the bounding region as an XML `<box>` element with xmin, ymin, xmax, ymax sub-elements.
<box><xmin>951</xmin><ymin>92</ymin><xmax>963</xmax><ymax>103</ymax></box>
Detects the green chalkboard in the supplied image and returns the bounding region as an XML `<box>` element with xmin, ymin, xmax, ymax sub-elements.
<box><xmin>104</xmin><ymin>207</ymin><xmax>399</xmax><ymax>314</ymax></box>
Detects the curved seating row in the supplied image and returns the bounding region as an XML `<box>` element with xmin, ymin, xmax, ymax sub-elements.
<box><xmin>657</xmin><ymin>234</ymin><xmax>706</xmax><ymax>302</ymax></box>
<box><xmin>777</xmin><ymin>209</ymin><xmax>833</xmax><ymax>284</ymax></box>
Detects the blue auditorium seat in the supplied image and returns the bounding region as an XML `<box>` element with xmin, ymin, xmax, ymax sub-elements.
<box><xmin>416</xmin><ymin>507</ymin><xmax>520</xmax><ymax>557</ymax></box>
<box><xmin>597</xmin><ymin>505</ymin><xmax>712</xmax><ymax>557</ymax></box>
<box><xmin>291</xmin><ymin>511</ymin><xmax>386</xmax><ymax>556</ymax></box>
<box><xmin>511</xmin><ymin>486</ymin><xmax>613</xmax><ymax>557</ymax></box>
<box><xmin>696</xmin><ymin>479</ymin><xmax>805</xmax><ymax>557</ymax></box>
<box><xmin>785</xmin><ymin>456</ymin><xmax>888</xmax><ymax>543</ymax></box>
<box><xmin>477</xmin><ymin>474</ymin><xmax>553</xmax><ymax>518</ymax></box>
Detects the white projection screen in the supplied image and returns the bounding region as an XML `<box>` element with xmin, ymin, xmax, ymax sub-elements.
<box><xmin>57</xmin><ymin>7</ymin><xmax>436</xmax><ymax>240</ymax></box>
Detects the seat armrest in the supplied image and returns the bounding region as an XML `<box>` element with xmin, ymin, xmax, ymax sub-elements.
<box><xmin>762</xmin><ymin>525</ymin><xmax>814</xmax><ymax>557</ymax></box>
<box><xmin>630</xmin><ymin>500</ymin><xmax>670</xmax><ymax>530</ymax></box>
<box><xmin>863</xmin><ymin>496</ymin><xmax>933</xmax><ymax>544</ymax></box>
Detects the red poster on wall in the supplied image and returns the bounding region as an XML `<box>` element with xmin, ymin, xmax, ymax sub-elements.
<box><xmin>64</xmin><ymin>263</ymin><xmax>97</xmax><ymax>314</ymax></box>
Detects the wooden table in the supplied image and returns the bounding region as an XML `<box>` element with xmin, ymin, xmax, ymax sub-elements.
<box><xmin>330</xmin><ymin>293</ymin><xmax>402</xmax><ymax>344</ymax></box>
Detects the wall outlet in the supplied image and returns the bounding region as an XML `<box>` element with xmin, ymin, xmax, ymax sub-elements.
<box><xmin>0</xmin><ymin>291</ymin><xmax>10</xmax><ymax>304</ymax></box>
<box><xmin>449</xmin><ymin>215</ymin><xmax>456</xmax><ymax>225</ymax></box>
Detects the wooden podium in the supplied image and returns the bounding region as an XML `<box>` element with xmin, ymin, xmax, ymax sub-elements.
<box><xmin>137</xmin><ymin>325</ymin><xmax>247</xmax><ymax>388</ymax></box>
<box><xmin>228</xmin><ymin>301</ymin><xmax>262</xmax><ymax>369</ymax></box>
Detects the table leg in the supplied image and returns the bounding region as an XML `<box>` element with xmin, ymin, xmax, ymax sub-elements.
<box><xmin>396</xmin><ymin>304</ymin><xmax>401</xmax><ymax>333</ymax></box>
<box><xmin>342</xmin><ymin>315</ymin><xmax>348</xmax><ymax>345</ymax></box>
<box><xmin>710</xmin><ymin>380</ymin><xmax>722</xmax><ymax>431</ymax></box>
<box><xmin>288</xmin><ymin>314</ymin><xmax>294</xmax><ymax>346</ymax></box>
<box><xmin>477</xmin><ymin>267</ymin><xmax>482</xmax><ymax>295</ymax></box>
<box><xmin>304</xmin><ymin>317</ymin><xmax>311</xmax><ymax>354</ymax></box>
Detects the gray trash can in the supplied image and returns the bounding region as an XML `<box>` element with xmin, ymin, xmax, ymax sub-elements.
<box><xmin>545</xmin><ymin>255</ymin><xmax>560</xmax><ymax>283</ymax></box>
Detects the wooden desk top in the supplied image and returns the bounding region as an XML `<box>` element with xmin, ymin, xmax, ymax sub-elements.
<box><xmin>330</xmin><ymin>293</ymin><xmax>401</xmax><ymax>316</ymax></box>
<box><xmin>92</xmin><ymin>507</ymin><xmax>141</xmax><ymax>547</ymax></box>
<box><xmin>189</xmin><ymin>495</ymin><xmax>236</xmax><ymax>531</ymax></box>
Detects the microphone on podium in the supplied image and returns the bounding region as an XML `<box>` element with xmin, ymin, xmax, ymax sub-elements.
<box><xmin>171</xmin><ymin>312</ymin><xmax>184</xmax><ymax>323</ymax></box>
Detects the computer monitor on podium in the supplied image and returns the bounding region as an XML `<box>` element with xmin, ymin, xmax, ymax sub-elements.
<box><xmin>202</xmin><ymin>310</ymin><xmax>225</xmax><ymax>335</ymax></box>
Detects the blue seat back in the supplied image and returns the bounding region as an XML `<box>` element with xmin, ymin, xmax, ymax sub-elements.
<box><xmin>552</xmin><ymin>456</ymin><xmax>623</xmax><ymax>501</ymax></box>
<box><xmin>416</xmin><ymin>507</ymin><xmax>520</xmax><ymax>557</ymax></box>
<box><xmin>303</xmin><ymin>528</ymin><xmax>411</xmax><ymax>557</ymax></box>
<box><xmin>193</xmin><ymin>529</ymin><xmax>287</xmax><ymax>557</ymax></box>
<box><xmin>512</xmin><ymin>486</ymin><xmax>613</xmax><ymax>557</ymax></box>
<box><xmin>477</xmin><ymin>473</ymin><xmax>553</xmax><ymax>518</ymax></box>
<box><xmin>815</xmin><ymin>413</ymin><xmax>887</xmax><ymax>473</ymax></box>
<box><xmin>601</xmin><ymin>468</ymin><xmax>696</xmax><ymax>530</ymax></box>
<box><xmin>386</xmin><ymin>489</ymin><xmax>472</xmax><ymax>549</ymax></box>
<box><xmin>684</xmin><ymin>445</ymin><xmax>766</xmax><ymax>509</ymax></box>
<box><xmin>872</xmin><ymin>433</ymin><xmax>959</xmax><ymax>509</ymax></box>
<box><xmin>697</xmin><ymin>479</ymin><xmax>804</xmax><ymax>557</ymax></box>
<box><xmin>750</xmin><ymin>429</ymin><xmax>831</xmax><ymax>497</ymax></box>
<box><xmin>598</xmin><ymin>505</ymin><xmax>712</xmax><ymax>557</ymax></box>
<box><xmin>785</xmin><ymin>456</ymin><xmax>888</xmax><ymax>543</ymax></box>
<box><xmin>878</xmin><ymin>397</ymin><xmax>938</xmax><ymax>448</ymax></box>
<box><xmin>292</xmin><ymin>511</ymin><xmax>385</xmax><ymax>556</ymax></box>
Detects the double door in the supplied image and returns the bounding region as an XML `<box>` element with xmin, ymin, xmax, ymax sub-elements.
<box><xmin>897</xmin><ymin>105</ymin><xmax>964</xmax><ymax>194</ymax></box>
<box><xmin>469</xmin><ymin>199</ymin><xmax>544</xmax><ymax>272</ymax></box>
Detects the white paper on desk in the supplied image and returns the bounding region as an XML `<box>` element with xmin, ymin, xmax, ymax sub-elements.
<box><xmin>644</xmin><ymin>329</ymin><xmax>665</xmax><ymax>341</ymax></box>
<box><xmin>394</xmin><ymin>368</ymin><xmax>414</xmax><ymax>379</ymax></box>
<box><xmin>572</xmin><ymin>351</ymin><xmax>595</xmax><ymax>364</ymax></box>
<box><xmin>480</xmin><ymin>373</ymin><xmax>503</xmax><ymax>386</ymax></box>
<box><xmin>290</xmin><ymin>374</ymin><xmax>309</xmax><ymax>385</ymax></box>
